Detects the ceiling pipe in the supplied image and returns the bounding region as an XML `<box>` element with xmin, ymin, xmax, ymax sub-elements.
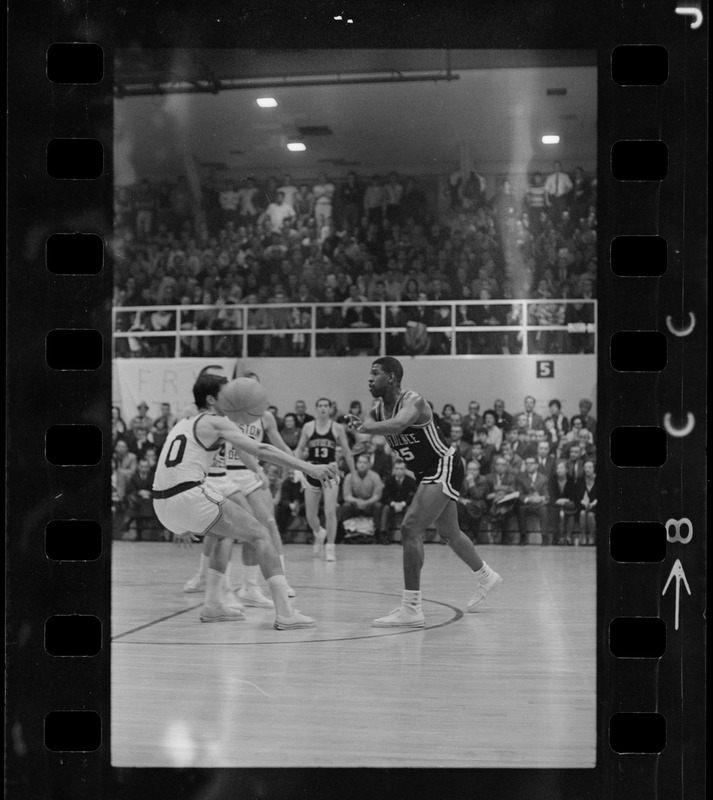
<box><xmin>114</xmin><ymin>70</ymin><xmax>460</xmax><ymax>98</ymax></box>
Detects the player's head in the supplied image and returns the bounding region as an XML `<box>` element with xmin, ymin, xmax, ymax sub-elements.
<box><xmin>241</xmin><ymin>371</ymin><xmax>260</xmax><ymax>382</ymax></box>
<box><xmin>193</xmin><ymin>374</ymin><xmax>228</xmax><ymax>410</ymax></box>
<box><xmin>369</xmin><ymin>357</ymin><xmax>403</xmax><ymax>397</ymax></box>
<box><xmin>199</xmin><ymin>364</ymin><xmax>227</xmax><ymax>378</ymax></box>
<box><xmin>315</xmin><ymin>397</ymin><xmax>331</xmax><ymax>416</ymax></box>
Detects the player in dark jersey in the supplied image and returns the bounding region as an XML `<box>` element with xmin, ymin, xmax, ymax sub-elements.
<box><xmin>346</xmin><ymin>357</ymin><xmax>502</xmax><ymax>627</ymax></box>
<box><xmin>295</xmin><ymin>398</ymin><xmax>355</xmax><ymax>561</ymax></box>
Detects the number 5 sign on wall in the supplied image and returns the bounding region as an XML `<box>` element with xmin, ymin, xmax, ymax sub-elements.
<box><xmin>536</xmin><ymin>360</ymin><xmax>555</xmax><ymax>378</ymax></box>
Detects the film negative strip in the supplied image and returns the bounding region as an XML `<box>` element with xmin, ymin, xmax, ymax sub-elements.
<box><xmin>6</xmin><ymin>1</ymin><xmax>706</xmax><ymax>798</ymax></box>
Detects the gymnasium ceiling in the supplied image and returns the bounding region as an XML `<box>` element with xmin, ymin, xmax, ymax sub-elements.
<box><xmin>114</xmin><ymin>49</ymin><xmax>597</xmax><ymax>180</ymax></box>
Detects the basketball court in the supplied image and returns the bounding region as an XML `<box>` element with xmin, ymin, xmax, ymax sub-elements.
<box><xmin>112</xmin><ymin>541</ymin><xmax>596</xmax><ymax>768</ymax></box>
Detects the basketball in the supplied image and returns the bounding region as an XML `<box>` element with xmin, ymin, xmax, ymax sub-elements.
<box><xmin>216</xmin><ymin>377</ymin><xmax>268</xmax><ymax>418</ymax></box>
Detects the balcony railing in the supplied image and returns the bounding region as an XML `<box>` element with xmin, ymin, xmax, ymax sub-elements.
<box><xmin>112</xmin><ymin>299</ymin><xmax>596</xmax><ymax>358</ymax></box>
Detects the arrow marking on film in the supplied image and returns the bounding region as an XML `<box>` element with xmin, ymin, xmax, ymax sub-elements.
<box><xmin>662</xmin><ymin>559</ymin><xmax>691</xmax><ymax>631</ymax></box>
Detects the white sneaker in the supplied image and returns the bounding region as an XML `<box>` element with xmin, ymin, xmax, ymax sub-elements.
<box><xmin>313</xmin><ymin>527</ymin><xmax>327</xmax><ymax>556</ymax></box>
<box><xmin>467</xmin><ymin>567</ymin><xmax>503</xmax><ymax>612</ymax></box>
<box><xmin>371</xmin><ymin>605</ymin><xmax>425</xmax><ymax>628</ymax></box>
<box><xmin>325</xmin><ymin>543</ymin><xmax>336</xmax><ymax>562</ymax></box>
<box><xmin>183</xmin><ymin>573</ymin><xmax>206</xmax><ymax>593</ymax></box>
<box><xmin>200</xmin><ymin>603</ymin><xmax>246</xmax><ymax>622</ymax></box>
<box><xmin>273</xmin><ymin>610</ymin><xmax>317</xmax><ymax>630</ymax></box>
<box><xmin>237</xmin><ymin>585</ymin><xmax>274</xmax><ymax>608</ymax></box>
<box><xmin>222</xmin><ymin>591</ymin><xmax>246</xmax><ymax>612</ymax></box>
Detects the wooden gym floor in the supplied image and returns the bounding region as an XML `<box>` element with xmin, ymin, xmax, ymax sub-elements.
<box><xmin>112</xmin><ymin>540</ymin><xmax>596</xmax><ymax>769</ymax></box>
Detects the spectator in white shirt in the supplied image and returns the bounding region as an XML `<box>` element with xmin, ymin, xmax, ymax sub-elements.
<box><xmin>259</xmin><ymin>191</ymin><xmax>296</xmax><ymax>233</ymax></box>
<box><xmin>312</xmin><ymin>172</ymin><xmax>335</xmax><ymax>230</ymax></box>
<box><xmin>277</xmin><ymin>174</ymin><xmax>299</xmax><ymax>208</ymax></box>
<box><xmin>236</xmin><ymin>176</ymin><xmax>260</xmax><ymax>223</ymax></box>
<box><xmin>544</xmin><ymin>161</ymin><xmax>573</xmax><ymax>219</ymax></box>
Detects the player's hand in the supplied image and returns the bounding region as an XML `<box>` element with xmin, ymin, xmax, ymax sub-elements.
<box><xmin>174</xmin><ymin>531</ymin><xmax>200</xmax><ymax>548</ymax></box>
<box><xmin>344</xmin><ymin>413</ymin><xmax>363</xmax><ymax>432</ymax></box>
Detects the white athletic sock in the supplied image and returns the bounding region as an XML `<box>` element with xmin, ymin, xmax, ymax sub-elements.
<box><xmin>473</xmin><ymin>562</ymin><xmax>490</xmax><ymax>578</ymax></box>
<box><xmin>205</xmin><ymin>569</ymin><xmax>224</xmax><ymax>606</ymax></box>
<box><xmin>266</xmin><ymin>574</ymin><xmax>292</xmax><ymax>617</ymax></box>
<box><xmin>244</xmin><ymin>564</ymin><xmax>261</xmax><ymax>587</ymax></box>
<box><xmin>198</xmin><ymin>553</ymin><xmax>209</xmax><ymax>577</ymax></box>
<box><xmin>225</xmin><ymin>560</ymin><xmax>233</xmax><ymax>584</ymax></box>
<box><xmin>279</xmin><ymin>554</ymin><xmax>288</xmax><ymax>580</ymax></box>
<box><xmin>403</xmin><ymin>589</ymin><xmax>422</xmax><ymax>609</ymax></box>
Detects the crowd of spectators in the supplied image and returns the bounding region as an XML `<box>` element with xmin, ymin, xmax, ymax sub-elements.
<box><xmin>113</xmin><ymin>162</ymin><xmax>597</xmax><ymax>358</ymax></box>
<box><xmin>112</xmin><ymin>392</ymin><xmax>597</xmax><ymax>546</ymax></box>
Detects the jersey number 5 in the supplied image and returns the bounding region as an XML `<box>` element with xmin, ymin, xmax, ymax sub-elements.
<box><xmin>400</xmin><ymin>447</ymin><xmax>415</xmax><ymax>461</ymax></box>
<box><xmin>164</xmin><ymin>434</ymin><xmax>187</xmax><ymax>467</ymax></box>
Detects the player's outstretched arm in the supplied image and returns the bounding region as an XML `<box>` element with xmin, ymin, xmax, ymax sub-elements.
<box><xmin>334</xmin><ymin>422</ymin><xmax>356</xmax><ymax>474</ymax></box>
<box><xmin>346</xmin><ymin>394</ymin><xmax>426</xmax><ymax>436</ymax></box>
<box><xmin>256</xmin><ymin>442</ymin><xmax>338</xmax><ymax>485</ymax></box>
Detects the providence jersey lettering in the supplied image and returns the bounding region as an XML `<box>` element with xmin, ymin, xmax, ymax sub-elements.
<box><xmin>153</xmin><ymin>414</ymin><xmax>221</xmax><ymax>491</ymax></box>
<box><xmin>308</xmin><ymin>422</ymin><xmax>337</xmax><ymax>464</ymax></box>
<box><xmin>374</xmin><ymin>390</ymin><xmax>452</xmax><ymax>477</ymax></box>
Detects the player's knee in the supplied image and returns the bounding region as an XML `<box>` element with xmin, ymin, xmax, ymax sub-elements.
<box><xmin>400</xmin><ymin>518</ymin><xmax>421</xmax><ymax>541</ymax></box>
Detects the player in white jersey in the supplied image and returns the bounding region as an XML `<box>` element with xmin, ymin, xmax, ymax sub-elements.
<box><xmin>183</xmin><ymin>371</ymin><xmax>298</xmax><ymax>605</ymax></box>
<box><xmin>153</xmin><ymin>373</ymin><xmax>337</xmax><ymax>628</ymax></box>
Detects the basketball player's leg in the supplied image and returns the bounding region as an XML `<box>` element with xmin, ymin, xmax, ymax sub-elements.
<box><xmin>210</xmin><ymin>502</ymin><xmax>316</xmax><ymax>628</ymax></box>
<box><xmin>322</xmin><ymin>484</ymin><xmax>339</xmax><ymax>554</ymax></box>
<box><xmin>304</xmin><ymin>486</ymin><xmax>326</xmax><ymax>554</ymax></box>
<box><xmin>401</xmin><ymin>484</ymin><xmax>451</xmax><ymax>589</ymax></box>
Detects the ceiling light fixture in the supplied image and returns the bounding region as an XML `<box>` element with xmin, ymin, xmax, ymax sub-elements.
<box><xmin>542</xmin><ymin>135</ymin><xmax>560</xmax><ymax>144</ymax></box>
<box><xmin>256</xmin><ymin>97</ymin><xmax>278</xmax><ymax>108</ymax></box>
<box><xmin>287</xmin><ymin>142</ymin><xmax>306</xmax><ymax>152</ymax></box>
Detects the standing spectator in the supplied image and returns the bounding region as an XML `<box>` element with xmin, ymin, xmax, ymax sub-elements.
<box><xmin>576</xmin><ymin>459</ymin><xmax>598</xmax><ymax>546</ymax></box>
<box><xmin>378</xmin><ymin>459</ymin><xmax>418</xmax><ymax>545</ymax></box>
<box><xmin>339</xmin><ymin>453</ymin><xmax>384</xmax><ymax>542</ymax></box>
<box><xmin>457</xmin><ymin>459</ymin><xmax>490</xmax><ymax>543</ymax></box>
<box><xmin>384</xmin><ymin>171</ymin><xmax>404</xmax><ymax>224</ymax></box>
<box><xmin>293</xmin><ymin>182</ymin><xmax>315</xmax><ymax>223</ymax></box>
<box><xmin>312</xmin><ymin>172</ymin><xmax>335</xmax><ymax>232</ymax></box>
<box><xmin>218</xmin><ymin>181</ymin><xmax>241</xmax><ymax>228</ymax></box>
<box><xmin>525</xmin><ymin>172</ymin><xmax>549</xmax><ymax>234</ymax></box>
<box><xmin>544</xmin><ymin>161</ymin><xmax>573</xmax><ymax>220</ymax></box>
<box><xmin>548</xmin><ymin>459</ymin><xmax>578</xmax><ymax>545</ymax></box>
<box><xmin>337</xmin><ymin>171</ymin><xmax>363</xmax><ymax>229</ymax></box>
<box><xmin>236</xmin><ymin>176</ymin><xmax>260</xmax><ymax>224</ymax></box>
<box><xmin>363</xmin><ymin>175</ymin><xmax>387</xmax><ymax>225</ymax></box>
<box><xmin>570</xmin><ymin>166</ymin><xmax>592</xmax><ymax>221</ymax></box>
<box><xmin>277</xmin><ymin>174</ymin><xmax>299</xmax><ymax>208</ymax></box>
<box><xmin>259</xmin><ymin>191</ymin><xmax>295</xmax><ymax>233</ymax></box>
<box><xmin>401</xmin><ymin>177</ymin><xmax>427</xmax><ymax>224</ymax></box>
<box><xmin>133</xmin><ymin>179</ymin><xmax>156</xmax><ymax>240</ymax></box>
<box><xmin>515</xmin><ymin>456</ymin><xmax>550</xmax><ymax>545</ymax></box>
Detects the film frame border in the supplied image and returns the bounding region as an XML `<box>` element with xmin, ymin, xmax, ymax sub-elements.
<box><xmin>5</xmin><ymin>0</ymin><xmax>706</xmax><ymax>798</ymax></box>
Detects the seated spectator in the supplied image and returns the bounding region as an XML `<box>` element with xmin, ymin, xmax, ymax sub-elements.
<box><xmin>378</xmin><ymin>459</ymin><xmax>418</xmax><ymax>545</ymax></box>
<box><xmin>275</xmin><ymin>468</ymin><xmax>306</xmax><ymax>538</ymax></box>
<box><xmin>565</xmin><ymin>443</ymin><xmax>585</xmax><ymax>481</ymax></box>
<box><xmin>484</xmin><ymin>456</ymin><xmax>519</xmax><ymax>544</ymax></box>
<box><xmin>577</xmin><ymin>398</ymin><xmax>597</xmax><ymax>437</ymax></box>
<box><xmin>293</xmin><ymin>400</ymin><xmax>314</xmax><ymax>429</ymax></box>
<box><xmin>535</xmin><ymin>440</ymin><xmax>557</xmax><ymax>481</ymax></box>
<box><xmin>448</xmin><ymin>422</ymin><xmax>471</xmax><ymax>467</ymax></box>
<box><xmin>130</xmin><ymin>401</ymin><xmax>154</xmax><ymax>435</ymax></box>
<box><xmin>575</xmin><ymin>459</ymin><xmax>598</xmax><ymax>546</ymax></box>
<box><xmin>499</xmin><ymin>441</ymin><xmax>524</xmax><ymax>476</ymax></box>
<box><xmin>548</xmin><ymin>459</ymin><xmax>578</xmax><ymax>545</ymax></box>
<box><xmin>122</xmin><ymin>457</ymin><xmax>159</xmax><ymax>541</ymax></box>
<box><xmin>522</xmin><ymin>395</ymin><xmax>545</xmax><ymax>431</ymax></box>
<box><xmin>544</xmin><ymin>398</ymin><xmax>569</xmax><ymax>436</ymax></box>
<box><xmin>278</xmin><ymin>413</ymin><xmax>301</xmax><ymax>451</ymax></box>
<box><xmin>492</xmin><ymin>398</ymin><xmax>513</xmax><ymax>431</ymax></box>
<box><xmin>363</xmin><ymin>435</ymin><xmax>394</xmax><ymax>481</ymax></box>
<box><xmin>149</xmin><ymin>417</ymin><xmax>169</xmax><ymax>453</ymax></box>
<box><xmin>576</xmin><ymin>428</ymin><xmax>597</xmax><ymax>461</ymax></box>
<box><xmin>543</xmin><ymin>416</ymin><xmax>561</xmax><ymax>449</ymax></box>
<box><xmin>114</xmin><ymin>438</ymin><xmax>137</xmax><ymax>488</ymax></box>
<box><xmin>515</xmin><ymin>456</ymin><xmax>550</xmax><ymax>545</ymax></box>
<box><xmin>457</xmin><ymin>459</ymin><xmax>490</xmax><ymax>543</ymax></box>
<box><xmin>469</xmin><ymin>438</ymin><xmax>495</xmax><ymax>476</ymax></box>
<box><xmin>481</xmin><ymin>410</ymin><xmax>503</xmax><ymax>452</ymax></box>
<box><xmin>339</xmin><ymin>453</ymin><xmax>384</xmax><ymax>542</ymax></box>
<box><xmin>112</xmin><ymin>406</ymin><xmax>127</xmax><ymax>445</ymax></box>
<box><xmin>461</xmin><ymin>401</ymin><xmax>483</xmax><ymax>444</ymax></box>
